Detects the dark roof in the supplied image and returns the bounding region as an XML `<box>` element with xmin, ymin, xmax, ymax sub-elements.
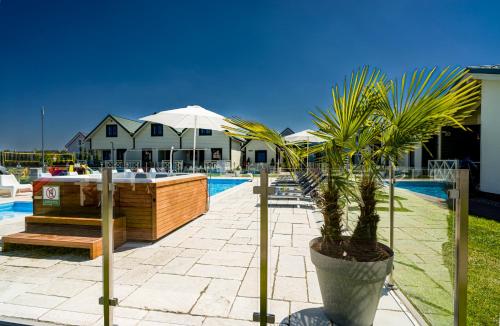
<box><xmin>280</xmin><ymin>127</ymin><xmax>295</xmax><ymax>137</ymax></box>
<box><xmin>85</xmin><ymin>114</ymin><xmax>144</xmax><ymax>140</ymax></box>
<box><xmin>467</xmin><ymin>65</ymin><xmax>500</xmax><ymax>75</ymax></box>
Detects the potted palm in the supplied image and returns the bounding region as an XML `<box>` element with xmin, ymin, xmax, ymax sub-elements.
<box><xmin>309</xmin><ymin>66</ymin><xmax>480</xmax><ymax>325</ymax></box>
<box><xmin>221</xmin><ymin>66</ymin><xmax>479</xmax><ymax>326</ymax></box>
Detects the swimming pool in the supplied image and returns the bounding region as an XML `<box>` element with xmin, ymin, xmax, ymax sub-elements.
<box><xmin>208</xmin><ymin>178</ymin><xmax>249</xmax><ymax>196</ymax></box>
<box><xmin>0</xmin><ymin>201</ymin><xmax>33</xmax><ymax>221</ymax></box>
<box><xmin>394</xmin><ymin>181</ymin><xmax>450</xmax><ymax>199</ymax></box>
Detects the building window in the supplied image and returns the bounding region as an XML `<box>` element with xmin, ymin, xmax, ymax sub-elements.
<box><xmin>151</xmin><ymin>123</ymin><xmax>163</xmax><ymax>137</ymax></box>
<box><xmin>199</xmin><ymin>129</ymin><xmax>212</xmax><ymax>136</ymax></box>
<box><xmin>255</xmin><ymin>150</ymin><xmax>267</xmax><ymax>163</ymax></box>
<box><xmin>102</xmin><ymin>150</ymin><xmax>111</xmax><ymax>161</ymax></box>
<box><xmin>106</xmin><ymin>124</ymin><xmax>118</xmax><ymax>137</ymax></box>
<box><xmin>211</xmin><ymin>148</ymin><xmax>222</xmax><ymax>160</ymax></box>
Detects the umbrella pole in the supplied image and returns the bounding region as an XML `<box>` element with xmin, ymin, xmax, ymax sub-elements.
<box><xmin>193</xmin><ymin>117</ymin><xmax>197</xmax><ymax>173</ymax></box>
<box><xmin>170</xmin><ymin>146</ymin><xmax>174</xmax><ymax>174</ymax></box>
<box><xmin>306</xmin><ymin>141</ymin><xmax>309</xmax><ymax>170</ymax></box>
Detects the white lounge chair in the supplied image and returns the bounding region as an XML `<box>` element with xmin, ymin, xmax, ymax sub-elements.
<box><xmin>137</xmin><ymin>168</ymin><xmax>145</xmax><ymax>173</ymax></box>
<box><xmin>0</xmin><ymin>175</ymin><xmax>33</xmax><ymax>197</ymax></box>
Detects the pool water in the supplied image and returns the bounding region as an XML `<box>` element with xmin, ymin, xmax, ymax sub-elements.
<box><xmin>395</xmin><ymin>181</ymin><xmax>450</xmax><ymax>199</ymax></box>
<box><xmin>0</xmin><ymin>201</ymin><xmax>33</xmax><ymax>221</ymax></box>
<box><xmin>208</xmin><ymin>178</ymin><xmax>249</xmax><ymax>196</ymax></box>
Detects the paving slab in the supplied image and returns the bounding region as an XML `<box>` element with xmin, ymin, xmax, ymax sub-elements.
<box><xmin>191</xmin><ymin>278</ymin><xmax>240</xmax><ymax>317</ymax></box>
<box><xmin>121</xmin><ymin>274</ymin><xmax>210</xmax><ymax>313</ymax></box>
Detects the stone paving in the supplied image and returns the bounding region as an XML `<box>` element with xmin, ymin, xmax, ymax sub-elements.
<box><xmin>0</xmin><ymin>180</ymin><xmax>418</xmax><ymax>325</ymax></box>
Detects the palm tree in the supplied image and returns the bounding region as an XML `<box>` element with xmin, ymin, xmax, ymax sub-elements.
<box><xmin>311</xmin><ymin>66</ymin><xmax>480</xmax><ymax>258</ymax></box>
<box><xmin>310</xmin><ymin>66</ymin><xmax>385</xmax><ymax>253</ymax></box>
<box><xmin>372</xmin><ymin>66</ymin><xmax>481</xmax><ymax>252</ymax></box>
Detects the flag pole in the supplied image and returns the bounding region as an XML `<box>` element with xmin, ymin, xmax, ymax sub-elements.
<box><xmin>41</xmin><ymin>106</ymin><xmax>45</xmax><ymax>172</ymax></box>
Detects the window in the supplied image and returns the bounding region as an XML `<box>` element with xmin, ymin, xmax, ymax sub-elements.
<box><xmin>255</xmin><ymin>150</ymin><xmax>267</xmax><ymax>163</ymax></box>
<box><xmin>151</xmin><ymin>123</ymin><xmax>163</xmax><ymax>137</ymax></box>
<box><xmin>211</xmin><ymin>148</ymin><xmax>222</xmax><ymax>160</ymax></box>
<box><xmin>199</xmin><ymin>129</ymin><xmax>212</xmax><ymax>136</ymax></box>
<box><xmin>102</xmin><ymin>150</ymin><xmax>111</xmax><ymax>161</ymax></box>
<box><xmin>106</xmin><ymin>124</ymin><xmax>118</xmax><ymax>137</ymax></box>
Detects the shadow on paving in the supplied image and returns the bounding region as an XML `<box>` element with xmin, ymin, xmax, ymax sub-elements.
<box><xmin>280</xmin><ymin>308</ymin><xmax>331</xmax><ymax>326</ymax></box>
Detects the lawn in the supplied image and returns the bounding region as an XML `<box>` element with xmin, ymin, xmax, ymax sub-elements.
<box><xmin>466</xmin><ymin>215</ymin><xmax>500</xmax><ymax>325</ymax></box>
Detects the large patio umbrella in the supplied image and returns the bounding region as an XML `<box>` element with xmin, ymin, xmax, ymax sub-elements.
<box><xmin>140</xmin><ymin>105</ymin><xmax>226</xmax><ymax>173</ymax></box>
<box><xmin>284</xmin><ymin>129</ymin><xmax>323</xmax><ymax>168</ymax></box>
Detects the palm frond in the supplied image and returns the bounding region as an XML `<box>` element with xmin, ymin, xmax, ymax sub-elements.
<box><xmin>222</xmin><ymin>117</ymin><xmax>300</xmax><ymax>169</ymax></box>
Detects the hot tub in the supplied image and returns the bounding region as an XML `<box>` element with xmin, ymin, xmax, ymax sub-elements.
<box><xmin>32</xmin><ymin>173</ymin><xmax>208</xmax><ymax>241</ymax></box>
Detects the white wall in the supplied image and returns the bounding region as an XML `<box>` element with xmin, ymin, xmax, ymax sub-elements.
<box><xmin>134</xmin><ymin>123</ymin><xmax>180</xmax><ymax>163</ymax></box>
<box><xmin>230</xmin><ymin>139</ymin><xmax>242</xmax><ymax>168</ymax></box>
<box><xmin>244</xmin><ymin>140</ymin><xmax>276</xmax><ymax>166</ymax></box>
<box><xmin>480</xmin><ymin>79</ymin><xmax>500</xmax><ymax>194</ymax></box>
<box><xmin>88</xmin><ymin>117</ymin><xmax>134</xmax><ymax>150</ymax></box>
<box><xmin>181</xmin><ymin>129</ymin><xmax>231</xmax><ymax>160</ymax></box>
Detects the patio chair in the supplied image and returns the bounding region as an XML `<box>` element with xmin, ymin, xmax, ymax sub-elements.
<box><xmin>0</xmin><ymin>174</ymin><xmax>32</xmax><ymax>197</ymax></box>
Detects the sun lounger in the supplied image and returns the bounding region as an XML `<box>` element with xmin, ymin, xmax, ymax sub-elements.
<box><xmin>0</xmin><ymin>174</ymin><xmax>33</xmax><ymax>197</ymax></box>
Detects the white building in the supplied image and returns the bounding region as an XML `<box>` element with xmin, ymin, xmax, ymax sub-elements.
<box><xmin>241</xmin><ymin>128</ymin><xmax>295</xmax><ymax>171</ymax></box>
<box><xmin>470</xmin><ymin>65</ymin><xmax>500</xmax><ymax>195</ymax></box>
<box><xmin>84</xmin><ymin>114</ymin><xmax>243</xmax><ymax>171</ymax></box>
<box><xmin>85</xmin><ymin>114</ymin><xmax>142</xmax><ymax>164</ymax></box>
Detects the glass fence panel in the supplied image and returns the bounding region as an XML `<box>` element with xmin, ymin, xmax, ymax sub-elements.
<box><xmin>379</xmin><ymin>168</ymin><xmax>457</xmax><ymax>325</ymax></box>
<box><xmin>0</xmin><ymin>172</ymin><xmax>115</xmax><ymax>324</ymax></box>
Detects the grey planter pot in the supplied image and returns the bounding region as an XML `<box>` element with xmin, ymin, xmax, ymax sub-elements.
<box><xmin>309</xmin><ymin>237</ymin><xmax>394</xmax><ymax>326</ymax></box>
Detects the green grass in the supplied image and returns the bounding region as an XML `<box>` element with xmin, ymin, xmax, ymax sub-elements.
<box><xmin>466</xmin><ymin>215</ymin><xmax>500</xmax><ymax>325</ymax></box>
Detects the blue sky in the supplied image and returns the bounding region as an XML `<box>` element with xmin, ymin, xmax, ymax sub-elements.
<box><xmin>0</xmin><ymin>0</ymin><xmax>499</xmax><ymax>150</ymax></box>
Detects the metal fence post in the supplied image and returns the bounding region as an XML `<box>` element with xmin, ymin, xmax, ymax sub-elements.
<box><xmin>454</xmin><ymin>169</ymin><xmax>468</xmax><ymax>326</ymax></box>
<box><xmin>252</xmin><ymin>169</ymin><xmax>275</xmax><ymax>325</ymax></box>
<box><xmin>388</xmin><ymin>163</ymin><xmax>395</xmax><ymax>285</ymax></box>
<box><xmin>100</xmin><ymin>168</ymin><xmax>117</xmax><ymax>326</ymax></box>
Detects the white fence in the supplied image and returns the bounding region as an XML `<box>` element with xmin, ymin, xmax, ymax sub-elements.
<box><xmin>428</xmin><ymin>159</ymin><xmax>458</xmax><ymax>182</ymax></box>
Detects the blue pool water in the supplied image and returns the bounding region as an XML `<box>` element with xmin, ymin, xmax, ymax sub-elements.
<box><xmin>208</xmin><ymin>178</ymin><xmax>249</xmax><ymax>196</ymax></box>
<box><xmin>0</xmin><ymin>201</ymin><xmax>33</xmax><ymax>221</ymax></box>
<box><xmin>395</xmin><ymin>181</ymin><xmax>450</xmax><ymax>199</ymax></box>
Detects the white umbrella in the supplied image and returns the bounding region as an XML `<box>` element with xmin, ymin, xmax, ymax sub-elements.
<box><xmin>140</xmin><ymin>105</ymin><xmax>226</xmax><ymax>173</ymax></box>
<box><xmin>284</xmin><ymin>129</ymin><xmax>324</xmax><ymax>168</ymax></box>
